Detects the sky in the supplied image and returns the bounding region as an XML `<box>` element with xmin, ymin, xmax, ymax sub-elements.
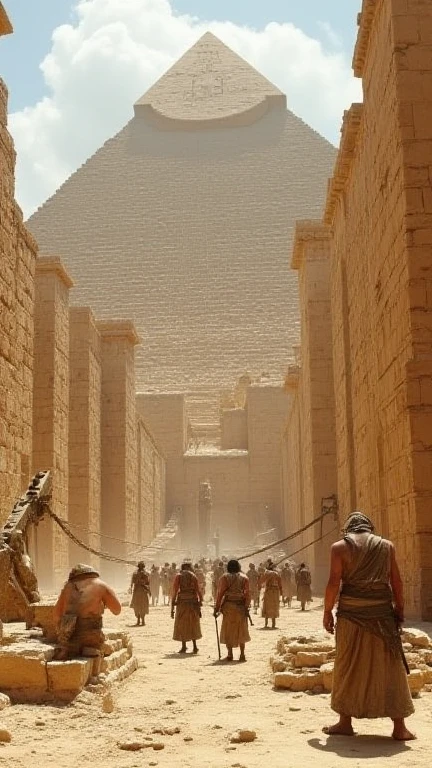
<box><xmin>2</xmin><ymin>0</ymin><xmax>362</xmax><ymax>217</ymax></box>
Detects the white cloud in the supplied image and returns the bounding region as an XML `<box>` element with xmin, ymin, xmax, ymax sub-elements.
<box><xmin>9</xmin><ymin>0</ymin><xmax>362</xmax><ymax>218</ymax></box>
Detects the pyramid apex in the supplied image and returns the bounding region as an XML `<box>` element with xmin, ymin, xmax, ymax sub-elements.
<box><xmin>134</xmin><ymin>31</ymin><xmax>285</xmax><ymax>126</ymax></box>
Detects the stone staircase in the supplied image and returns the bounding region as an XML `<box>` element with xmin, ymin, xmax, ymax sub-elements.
<box><xmin>131</xmin><ymin>515</ymin><xmax>183</xmax><ymax>563</ymax></box>
<box><xmin>185</xmin><ymin>387</ymin><xmax>221</xmax><ymax>447</ymax></box>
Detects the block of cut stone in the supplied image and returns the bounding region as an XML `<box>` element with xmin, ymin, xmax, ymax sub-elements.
<box><xmin>274</xmin><ymin>670</ymin><xmax>323</xmax><ymax>691</ymax></box>
<box><xmin>294</xmin><ymin>651</ymin><xmax>329</xmax><ymax>668</ymax></box>
<box><xmin>47</xmin><ymin>659</ymin><xmax>93</xmax><ymax>696</ymax></box>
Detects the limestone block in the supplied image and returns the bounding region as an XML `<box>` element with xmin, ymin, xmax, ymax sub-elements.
<box><xmin>287</xmin><ymin>641</ymin><xmax>334</xmax><ymax>655</ymax></box>
<box><xmin>294</xmin><ymin>651</ymin><xmax>329</xmax><ymax>668</ymax></box>
<box><xmin>274</xmin><ymin>670</ymin><xmax>323</xmax><ymax>692</ymax></box>
<box><xmin>101</xmin><ymin>648</ymin><xmax>129</xmax><ymax>674</ymax></box>
<box><xmin>320</xmin><ymin>662</ymin><xmax>334</xmax><ymax>692</ymax></box>
<box><xmin>29</xmin><ymin>602</ymin><xmax>57</xmax><ymax>642</ymax></box>
<box><xmin>271</xmin><ymin>658</ymin><xmax>287</xmax><ymax>673</ymax></box>
<box><xmin>408</xmin><ymin>669</ymin><xmax>424</xmax><ymax>695</ymax></box>
<box><xmin>0</xmin><ymin>653</ymin><xmax>47</xmax><ymax>690</ymax></box>
<box><xmin>402</xmin><ymin>629</ymin><xmax>430</xmax><ymax>648</ymax></box>
<box><xmin>46</xmin><ymin>659</ymin><xmax>93</xmax><ymax>696</ymax></box>
<box><xmin>405</xmin><ymin>652</ymin><xmax>423</xmax><ymax>669</ymax></box>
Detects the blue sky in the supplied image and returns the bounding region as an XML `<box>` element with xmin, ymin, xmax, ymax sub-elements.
<box><xmin>3</xmin><ymin>0</ymin><xmax>362</xmax><ymax>216</ymax></box>
<box><xmin>3</xmin><ymin>0</ymin><xmax>360</xmax><ymax>112</ymax></box>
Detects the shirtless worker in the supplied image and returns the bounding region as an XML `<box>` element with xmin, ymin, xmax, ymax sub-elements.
<box><xmin>323</xmin><ymin>512</ymin><xmax>415</xmax><ymax>741</ymax></box>
<box><xmin>171</xmin><ymin>561</ymin><xmax>203</xmax><ymax>653</ymax></box>
<box><xmin>53</xmin><ymin>563</ymin><xmax>121</xmax><ymax>677</ymax></box>
<box><xmin>215</xmin><ymin>559</ymin><xmax>251</xmax><ymax>662</ymax></box>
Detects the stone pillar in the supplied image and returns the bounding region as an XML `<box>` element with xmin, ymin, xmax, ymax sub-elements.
<box><xmin>32</xmin><ymin>257</ymin><xmax>73</xmax><ymax>590</ymax></box>
<box><xmin>98</xmin><ymin>321</ymin><xmax>139</xmax><ymax>587</ymax></box>
<box><xmin>0</xmin><ymin>67</ymin><xmax>37</xmax><ymax>523</ymax></box>
<box><xmin>291</xmin><ymin>221</ymin><xmax>338</xmax><ymax>590</ymax></box>
<box><xmin>68</xmin><ymin>307</ymin><xmax>101</xmax><ymax>570</ymax></box>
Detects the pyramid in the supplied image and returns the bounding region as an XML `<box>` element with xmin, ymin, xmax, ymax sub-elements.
<box><xmin>27</xmin><ymin>33</ymin><xmax>336</xmax><ymax>395</ymax></box>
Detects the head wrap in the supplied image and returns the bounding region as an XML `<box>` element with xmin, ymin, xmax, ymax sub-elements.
<box><xmin>343</xmin><ymin>512</ymin><xmax>375</xmax><ymax>534</ymax></box>
<box><xmin>181</xmin><ymin>560</ymin><xmax>193</xmax><ymax>571</ymax></box>
<box><xmin>68</xmin><ymin>563</ymin><xmax>99</xmax><ymax>581</ymax></box>
<box><xmin>227</xmin><ymin>559</ymin><xmax>241</xmax><ymax>574</ymax></box>
<box><xmin>137</xmin><ymin>561</ymin><xmax>145</xmax><ymax>569</ymax></box>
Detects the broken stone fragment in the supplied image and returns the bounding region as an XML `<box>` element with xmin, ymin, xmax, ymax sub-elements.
<box><xmin>402</xmin><ymin>629</ymin><xmax>430</xmax><ymax>649</ymax></box>
<box><xmin>0</xmin><ymin>695</ymin><xmax>10</xmax><ymax>711</ymax></box>
<box><xmin>117</xmin><ymin>741</ymin><xmax>151</xmax><ymax>751</ymax></box>
<box><xmin>229</xmin><ymin>729</ymin><xmax>257</xmax><ymax>743</ymax></box>
<box><xmin>0</xmin><ymin>726</ymin><xmax>11</xmax><ymax>743</ymax></box>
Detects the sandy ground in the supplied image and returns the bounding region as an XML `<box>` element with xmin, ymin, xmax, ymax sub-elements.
<box><xmin>1</xmin><ymin>597</ymin><xmax>432</xmax><ymax>768</ymax></box>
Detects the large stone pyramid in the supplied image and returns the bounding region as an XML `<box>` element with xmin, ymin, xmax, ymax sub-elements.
<box><xmin>27</xmin><ymin>33</ymin><xmax>336</xmax><ymax>394</ymax></box>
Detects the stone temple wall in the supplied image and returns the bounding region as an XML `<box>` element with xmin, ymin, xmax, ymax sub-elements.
<box><xmin>136</xmin><ymin>417</ymin><xmax>165</xmax><ymax>547</ymax></box>
<box><xmin>282</xmin><ymin>222</ymin><xmax>337</xmax><ymax>590</ymax></box>
<box><xmin>0</xmin><ymin>67</ymin><xmax>38</xmax><ymax>525</ymax></box>
<box><xmin>323</xmin><ymin>0</ymin><xmax>432</xmax><ymax>618</ymax></box>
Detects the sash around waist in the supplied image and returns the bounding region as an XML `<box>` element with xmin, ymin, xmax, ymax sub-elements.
<box><xmin>340</xmin><ymin>582</ymin><xmax>392</xmax><ymax>602</ymax></box>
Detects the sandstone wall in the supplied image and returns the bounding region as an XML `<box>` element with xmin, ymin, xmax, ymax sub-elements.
<box><xmin>247</xmin><ymin>385</ymin><xmax>290</xmax><ymax>534</ymax></box>
<box><xmin>283</xmin><ymin>223</ymin><xmax>338</xmax><ymax>589</ymax></box>
<box><xmin>136</xmin><ymin>417</ymin><xmax>165</xmax><ymax>546</ymax></box>
<box><xmin>136</xmin><ymin>393</ymin><xmax>187</xmax><ymax>520</ymax></box>
<box><xmin>98</xmin><ymin>321</ymin><xmax>139</xmax><ymax>585</ymax></box>
<box><xmin>32</xmin><ymin>258</ymin><xmax>72</xmax><ymax>589</ymax></box>
<box><xmin>220</xmin><ymin>408</ymin><xmax>248</xmax><ymax>450</ymax></box>
<box><xmin>325</xmin><ymin>0</ymin><xmax>432</xmax><ymax>617</ymax></box>
<box><xmin>68</xmin><ymin>307</ymin><xmax>101</xmax><ymax>569</ymax></box>
<box><xmin>0</xmin><ymin>77</ymin><xmax>37</xmax><ymax>525</ymax></box>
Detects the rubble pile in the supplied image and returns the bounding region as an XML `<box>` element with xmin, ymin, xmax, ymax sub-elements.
<box><xmin>271</xmin><ymin>628</ymin><xmax>432</xmax><ymax>697</ymax></box>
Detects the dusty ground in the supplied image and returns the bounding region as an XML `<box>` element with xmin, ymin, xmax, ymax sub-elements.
<box><xmin>1</xmin><ymin>597</ymin><xmax>432</xmax><ymax>768</ymax></box>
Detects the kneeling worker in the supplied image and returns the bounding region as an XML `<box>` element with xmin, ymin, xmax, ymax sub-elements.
<box><xmin>53</xmin><ymin>563</ymin><xmax>121</xmax><ymax>678</ymax></box>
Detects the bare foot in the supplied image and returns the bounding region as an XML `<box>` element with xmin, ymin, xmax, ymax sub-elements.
<box><xmin>392</xmin><ymin>726</ymin><xmax>416</xmax><ymax>741</ymax></box>
<box><xmin>322</xmin><ymin>724</ymin><xmax>354</xmax><ymax>736</ymax></box>
<box><xmin>222</xmin><ymin>656</ymin><xmax>234</xmax><ymax>662</ymax></box>
<box><xmin>239</xmin><ymin>655</ymin><xmax>246</xmax><ymax>662</ymax></box>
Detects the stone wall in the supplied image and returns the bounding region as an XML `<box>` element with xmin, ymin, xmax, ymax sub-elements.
<box><xmin>32</xmin><ymin>258</ymin><xmax>73</xmax><ymax>589</ymax></box>
<box><xmin>136</xmin><ymin>393</ymin><xmax>187</xmax><ymax>520</ymax></box>
<box><xmin>136</xmin><ymin>417</ymin><xmax>165</xmax><ymax>546</ymax></box>
<box><xmin>282</xmin><ymin>223</ymin><xmax>338</xmax><ymax>588</ymax></box>
<box><xmin>324</xmin><ymin>0</ymin><xmax>432</xmax><ymax>617</ymax></box>
<box><xmin>98</xmin><ymin>321</ymin><xmax>139</xmax><ymax>585</ymax></box>
<box><xmin>247</xmin><ymin>385</ymin><xmax>290</xmax><ymax>534</ymax></box>
<box><xmin>68</xmin><ymin>307</ymin><xmax>101</xmax><ymax>569</ymax></box>
<box><xmin>0</xmin><ymin>66</ymin><xmax>37</xmax><ymax>524</ymax></box>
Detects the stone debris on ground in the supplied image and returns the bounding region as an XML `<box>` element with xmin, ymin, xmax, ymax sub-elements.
<box><xmin>272</xmin><ymin>628</ymin><xmax>432</xmax><ymax>696</ymax></box>
<box><xmin>0</xmin><ymin>725</ymin><xmax>11</xmax><ymax>743</ymax></box>
<box><xmin>229</xmin><ymin>729</ymin><xmax>257</xmax><ymax>743</ymax></box>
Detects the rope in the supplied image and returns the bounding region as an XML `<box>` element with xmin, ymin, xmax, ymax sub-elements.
<box><xmin>45</xmin><ymin>507</ymin><xmax>137</xmax><ymax>566</ymax></box>
<box><xmin>237</xmin><ymin>509</ymin><xmax>337</xmax><ymax>561</ymax></box>
<box><xmin>273</xmin><ymin>524</ymin><xmax>340</xmax><ymax>566</ymax></box>
<box><xmin>44</xmin><ymin>505</ymin><xmax>338</xmax><ymax>569</ymax></box>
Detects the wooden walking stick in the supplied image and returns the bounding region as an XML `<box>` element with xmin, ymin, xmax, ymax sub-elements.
<box><xmin>214</xmin><ymin>612</ymin><xmax>221</xmax><ymax>660</ymax></box>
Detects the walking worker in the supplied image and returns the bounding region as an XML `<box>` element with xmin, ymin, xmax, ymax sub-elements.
<box><xmin>214</xmin><ymin>559</ymin><xmax>251</xmax><ymax>662</ymax></box>
<box><xmin>130</xmin><ymin>561</ymin><xmax>150</xmax><ymax>626</ymax></box>
<box><xmin>323</xmin><ymin>512</ymin><xmax>415</xmax><ymax>740</ymax></box>
<box><xmin>296</xmin><ymin>562</ymin><xmax>312</xmax><ymax>610</ymax></box>
<box><xmin>261</xmin><ymin>562</ymin><xmax>282</xmax><ymax>629</ymax></box>
<box><xmin>171</xmin><ymin>560</ymin><xmax>203</xmax><ymax>654</ymax></box>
